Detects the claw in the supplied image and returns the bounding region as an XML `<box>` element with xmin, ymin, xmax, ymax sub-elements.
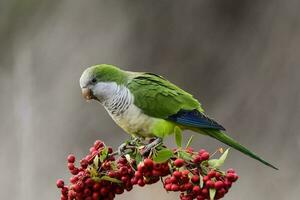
<box><xmin>141</xmin><ymin>138</ymin><xmax>163</xmax><ymax>156</ymax></box>
<box><xmin>118</xmin><ymin>143</ymin><xmax>127</xmax><ymax>156</ymax></box>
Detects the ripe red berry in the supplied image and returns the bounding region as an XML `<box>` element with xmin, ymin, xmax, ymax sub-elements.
<box><xmin>174</xmin><ymin>158</ymin><xmax>184</xmax><ymax>167</ymax></box>
<box><xmin>94</xmin><ymin>140</ymin><xmax>103</xmax><ymax>149</ymax></box>
<box><xmin>201</xmin><ymin>152</ymin><xmax>209</xmax><ymax>160</ymax></box>
<box><xmin>193</xmin><ymin>185</ymin><xmax>201</xmax><ymax>194</ymax></box>
<box><xmin>203</xmin><ymin>175</ymin><xmax>209</xmax><ymax>182</ymax></box>
<box><xmin>138</xmin><ymin>179</ymin><xmax>145</xmax><ymax>187</ymax></box>
<box><xmin>191</xmin><ymin>175</ymin><xmax>200</xmax><ymax>183</ymax></box>
<box><xmin>56</xmin><ymin>179</ymin><xmax>64</xmax><ymax>188</ymax></box>
<box><xmin>215</xmin><ymin>181</ymin><xmax>224</xmax><ymax>190</ymax></box>
<box><xmin>171</xmin><ymin>184</ymin><xmax>179</xmax><ymax>191</ymax></box>
<box><xmin>165</xmin><ymin>183</ymin><xmax>172</xmax><ymax>191</ymax></box>
<box><xmin>206</xmin><ymin>180</ymin><xmax>215</xmax><ymax>188</ymax></box>
<box><xmin>227</xmin><ymin>168</ymin><xmax>235</xmax><ymax>174</ymax></box>
<box><xmin>67</xmin><ymin>154</ymin><xmax>75</xmax><ymax>163</ymax></box>
<box><xmin>227</xmin><ymin>173</ymin><xmax>238</xmax><ymax>182</ymax></box>
<box><xmin>173</xmin><ymin>170</ymin><xmax>182</xmax><ymax>178</ymax></box>
<box><xmin>143</xmin><ymin>158</ymin><xmax>154</xmax><ymax>168</ymax></box>
<box><xmin>67</xmin><ymin>163</ymin><xmax>75</xmax><ymax>171</ymax></box>
<box><xmin>208</xmin><ymin>170</ymin><xmax>216</xmax><ymax>178</ymax></box>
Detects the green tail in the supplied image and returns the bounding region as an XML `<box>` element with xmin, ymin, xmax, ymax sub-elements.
<box><xmin>199</xmin><ymin>129</ymin><xmax>278</xmax><ymax>170</ymax></box>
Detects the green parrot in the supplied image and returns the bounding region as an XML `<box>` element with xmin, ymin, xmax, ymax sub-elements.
<box><xmin>80</xmin><ymin>64</ymin><xmax>277</xmax><ymax>170</ymax></box>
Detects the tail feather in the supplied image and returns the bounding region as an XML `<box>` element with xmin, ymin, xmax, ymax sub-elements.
<box><xmin>199</xmin><ymin>129</ymin><xmax>278</xmax><ymax>170</ymax></box>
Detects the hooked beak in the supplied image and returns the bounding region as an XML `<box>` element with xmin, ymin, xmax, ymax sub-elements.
<box><xmin>81</xmin><ymin>88</ymin><xmax>96</xmax><ymax>101</ymax></box>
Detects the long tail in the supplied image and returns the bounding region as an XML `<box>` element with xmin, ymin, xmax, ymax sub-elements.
<box><xmin>199</xmin><ymin>129</ymin><xmax>278</xmax><ymax>170</ymax></box>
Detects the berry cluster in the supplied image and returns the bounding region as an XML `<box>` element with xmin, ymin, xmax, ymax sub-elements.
<box><xmin>57</xmin><ymin>139</ymin><xmax>238</xmax><ymax>200</ymax></box>
<box><xmin>164</xmin><ymin>148</ymin><xmax>239</xmax><ymax>200</ymax></box>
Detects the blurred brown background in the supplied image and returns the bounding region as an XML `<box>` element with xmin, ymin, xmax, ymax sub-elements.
<box><xmin>0</xmin><ymin>0</ymin><xmax>299</xmax><ymax>199</ymax></box>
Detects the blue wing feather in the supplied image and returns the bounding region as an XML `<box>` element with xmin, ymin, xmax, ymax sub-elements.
<box><xmin>168</xmin><ymin>109</ymin><xmax>225</xmax><ymax>131</ymax></box>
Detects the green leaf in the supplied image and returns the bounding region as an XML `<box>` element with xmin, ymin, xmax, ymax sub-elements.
<box><xmin>199</xmin><ymin>174</ymin><xmax>204</xmax><ymax>188</ymax></box>
<box><xmin>208</xmin><ymin>159</ymin><xmax>219</xmax><ymax>168</ymax></box>
<box><xmin>218</xmin><ymin>148</ymin><xmax>229</xmax><ymax>165</ymax></box>
<box><xmin>209</xmin><ymin>188</ymin><xmax>216</xmax><ymax>200</ymax></box>
<box><xmin>135</xmin><ymin>151</ymin><xmax>142</xmax><ymax>165</ymax></box>
<box><xmin>186</xmin><ymin>135</ymin><xmax>194</xmax><ymax>148</ymax></box>
<box><xmin>153</xmin><ymin>148</ymin><xmax>174</xmax><ymax>163</ymax></box>
<box><xmin>99</xmin><ymin>147</ymin><xmax>108</xmax><ymax>162</ymax></box>
<box><xmin>93</xmin><ymin>155</ymin><xmax>99</xmax><ymax>169</ymax></box>
<box><xmin>174</xmin><ymin>126</ymin><xmax>182</xmax><ymax>148</ymax></box>
<box><xmin>100</xmin><ymin>175</ymin><xmax>122</xmax><ymax>184</ymax></box>
<box><xmin>110</xmin><ymin>161</ymin><xmax>118</xmax><ymax>171</ymax></box>
<box><xmin>91</xmin><ymin>177</ymin><xmax>101</xmax><ymax>182</ymax></box>
<box><xmin>178</xmin><ymin>150</ymin><xmax>193</xmax><ymax>161</ymax></box>
<box><xmin>125</xmin><ymin>154</ymin><xmax>131</xmax><ymax>163</ymax></box>
<box><xmin>89</xmin><ymin>167</ymin><xmax>98</xmax><ymax>177</ymax></box>
<box><xmin>208</xmin><ymin>148</ymin><xmax>229</xmax><ymax>168</ymax></box>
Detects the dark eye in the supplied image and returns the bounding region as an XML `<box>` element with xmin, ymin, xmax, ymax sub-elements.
<box><xmin>91</xmin><ymin>78</ymin><xmax>97</xmax><ymax>83</ymax></box>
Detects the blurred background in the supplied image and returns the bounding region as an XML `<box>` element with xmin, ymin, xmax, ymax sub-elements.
<box><xmin>0</xmin><ymin>0</ymin><xmax>299</xmax><ymax>199</ymax></box>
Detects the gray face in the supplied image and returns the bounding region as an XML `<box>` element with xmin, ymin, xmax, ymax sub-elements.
<box><xmin>91</xmin><ymin>82</ymin><xmax>119</xmax><ymax>102</ymax></box>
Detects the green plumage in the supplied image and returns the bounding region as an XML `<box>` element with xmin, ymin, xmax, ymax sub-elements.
<box><xmin>127</xmin><ymin>73</ymin><xmax>204</xmax><ymax>118</ymax></box>
<box><xmin>127</xmin><ymin>71</ymin><xmax>278</xmax><ymax>170</ymax></box>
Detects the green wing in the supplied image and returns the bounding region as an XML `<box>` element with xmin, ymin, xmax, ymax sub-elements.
<box><xmin>127</xmin><ymin>72</ymin><xmax>204</xmax><ymax>119</ymax></box>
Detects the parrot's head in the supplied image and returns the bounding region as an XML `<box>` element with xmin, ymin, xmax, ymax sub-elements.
<box><xmin>79</xmin><ymin>64</ymin><xmax>127</xmax><ymax>102</ymax></box>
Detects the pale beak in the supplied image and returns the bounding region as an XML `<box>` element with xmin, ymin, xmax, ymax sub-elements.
<box><xmin>81</xmin><ymin>88</ymin><xmax>96</xmax><ymax>101</ymax></box>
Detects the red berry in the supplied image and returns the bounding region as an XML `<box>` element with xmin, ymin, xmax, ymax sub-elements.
<box><xmin>184</xmin><ymin>182</ymin><xmax>193</xmax><ymax>190</ymax></box>
<box><xmin>227</xmin><ymin>173</ymin><xmax>238</xmax><ymax>182</ymax></box>
<box><xmin>138</xmin><ymin>179</ymin><xmax>145</xmax><ymax>187</ymax></box>
<box><xmin>100</xmin><ymin>187</ymin><xmax>108</xmax><ymax>196</ymax></box>
<box><xmin>92</xmin><ymin>192</ymin><xmax>100</xmax><ymax>200</ymax></box>
<box><xmin>182</xmin><ymin>170</ymin><xmax>190</xmax><ymax>176</ymax></box>
<box><xmin>144</xmin><ymin>158</ymin><xmax>154</xmax><ymax>168</ymax></box>
<box><xmin>93</xmin><ymin>183</ymin><xmax>101</xmax><ymax>191</ymax></box>
<box><xmin>215</xmin><ymin>181</ymin><xmax>224</xmax><ymax>190</ymax></box>
<box><xmin>174</xmin><ymin>158</ymin><xmax>184</xmax><ymax>167</ymax></box>
<box><xmin>227</xmin><ymin>168</ymin><xmax>235</xmax><ymax>174</ymax></box>
<box><xmin>203</xmin><ymin>176</ymin><xmax>209</xmax><ymax>182</ymax></box>
<box><xmin>206</xmin><ymin>180</ymin><xmax>215</xmax><ymax>188</ymax></box>
<box><xmin>134</xmin><ymin>171</ymin><xmax>142</xmax><ymax>178</ymax></box>
<box><xmin>56</xmin><ymin>179</ymin><xmax>64</xmax><ymax>188</ymax></box>
<box><xmin>137</xmin><ymin>163</ymin><xmax>144</xmax><ymax>172</ymax></box>
<box><xmin>208</xmin><ymin>170</ymin><xmax>216</xmax><ymax>178</ymax></box>
<box><xmin>171</xmin><ymin>184</ymin><xmax>179</xmax><ymax>191</ymax></box>
<box><xmin>191</xmin><ymin>175</ymin><xmax>200</xmax><ymax>183</ymax></box>
<box><xmin>201</xmin><ymin>152</ymin><xmax>209</xmax><ymax>160</ymax></box>
<box><xmin>67</xmin><ymin>154</ymin><xmax>75</xmax><ymax>163</ymax></box>
<box><xmin>173</xmin><ymin>170</ymin><xmax>182</xmax><ymax>178</ymax></box>
<box><xmin>165</xmin><ymin>183</ymin><xmax>172</xmax><ymax>191</ymax></box>
<box><xmin>94</xmin><ymin>140</ymin><xmax>103</xmax><ymax>149</ymax></box>
<box><xmin>67</xmin><ymin>163</ymin><xmax>75</xmax><ymax>170</ymax></box>
<box><xmin>193</xmin><ymin>185</ymin><xmax>201</xmax><ymax>194</ymax></box>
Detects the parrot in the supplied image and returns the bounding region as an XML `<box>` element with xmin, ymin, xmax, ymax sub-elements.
<box><xmin>79</xmin><ymin>64</ymin><xmax>278</xmax><ymax>170</ymax></box>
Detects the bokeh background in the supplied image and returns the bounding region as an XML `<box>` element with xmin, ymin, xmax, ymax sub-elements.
<box><xmin>1</xmin><ymin>0</ymin><xmax>300</xmax><ymax>199</ymax></box>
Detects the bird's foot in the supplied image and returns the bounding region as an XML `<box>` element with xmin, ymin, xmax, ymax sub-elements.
<box><xmin>141</xmin><ymin>137</ymin><xmax>163</xmax><ymax>156</ymax></box>
<box><xmin>117</xmin><ymin>143</ymin><xmax>127</xmax><ymax>156</ymax></box>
